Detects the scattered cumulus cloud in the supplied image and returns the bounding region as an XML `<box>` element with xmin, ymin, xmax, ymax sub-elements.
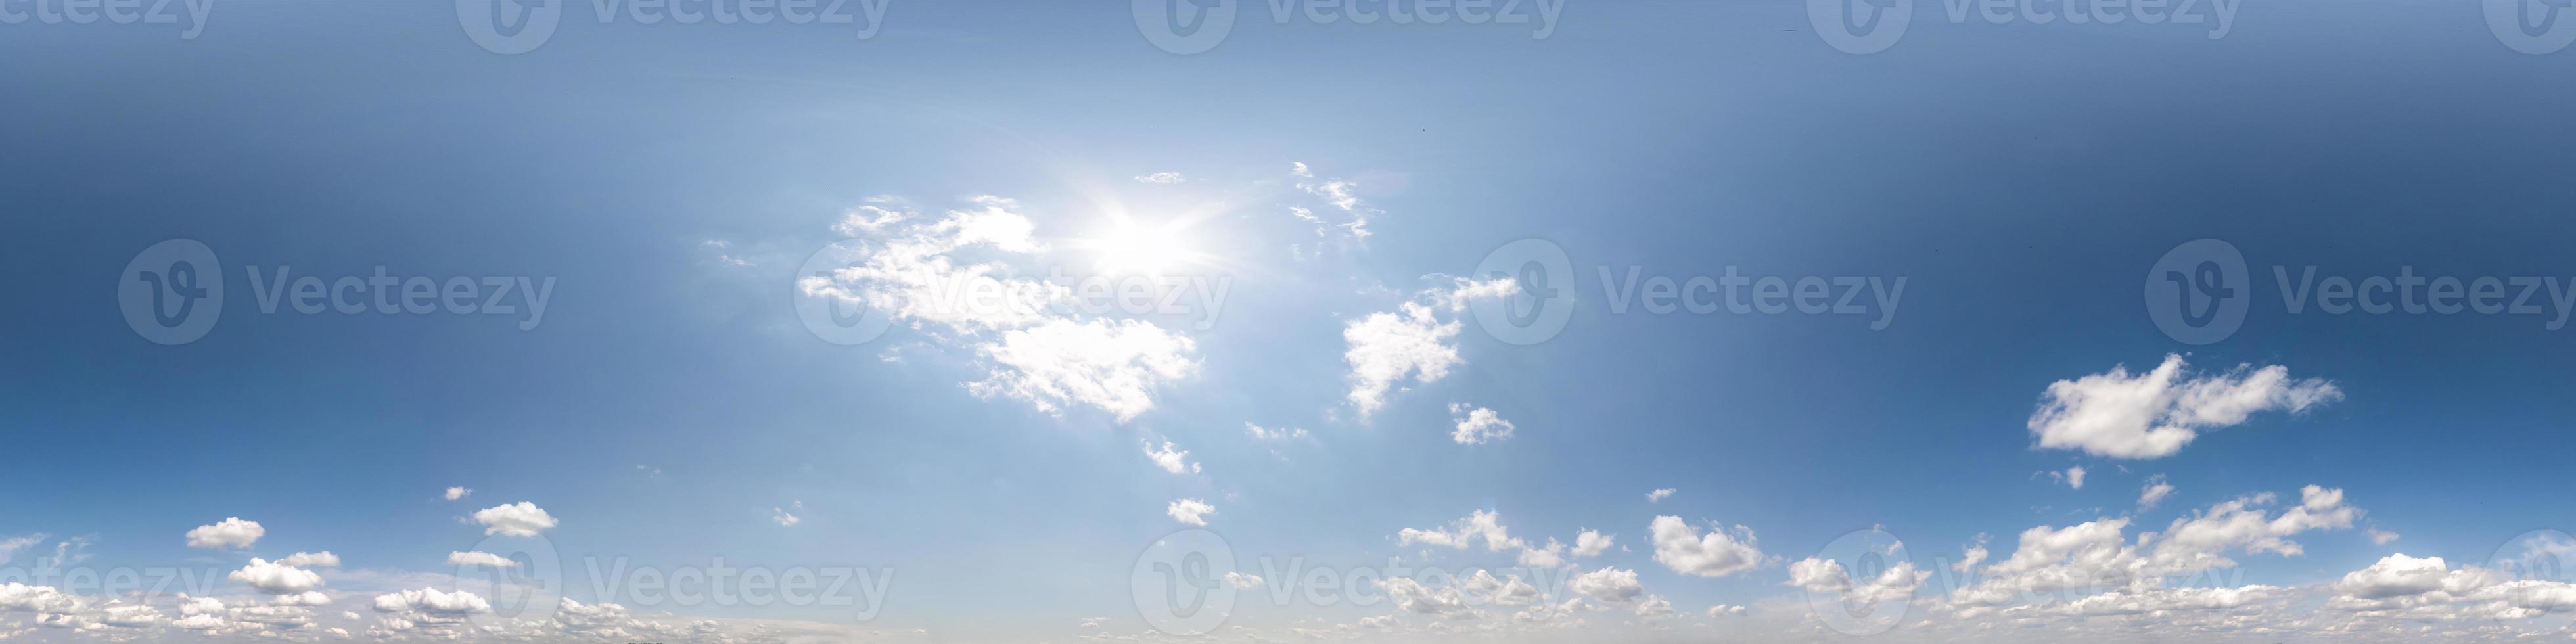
<box><xmin>1167</xmin><ymin>499</ymin><xmax>1215</xmax><ymax>526</ymax></box>
<box><xmin>2029</xmin><ymin>354</ymin><xmax>2342</xmax><ymax>459</ymax></box>
<box><xmin>1343</xmin><ymin>277</ymin><xmax>1516</xmax><ymax>417</ymax></box>
<box><xmin>446</xmin><ymin>551</ymin><xmax>516</xmax><ymax>568</ymax></box>
<box><xmin>2139</xmin><ymin>475</ymin><xmax>2176</xmax><ymax>510</ymax></box>
<box><xmin>1447</xmin><ymin>403</ymin><xmax>1515</xmax><ymax>444</ymax></box>
<box><xmin>1142</xmin><ymin>440</ymin><xmax>1200</xmax><ymax>474</ymax></box>
<box><xmin>185</xmin><ymin>518</ymin><xmax>264</xmax><ymax>549</ymax></box>
<box><xmin>1648</xmin><ymin>515</ymin><xmax>1768</xmax><ymax>578</ymax></box>
<box><xmin>229</xmin><ymin>559</ymin><xmax>324</xmax><ymax>595</ymax></box>
<box><xmin>470</xmin><ymin>502</ymin><xmax>558</xmax><ymax>537</ymax></box>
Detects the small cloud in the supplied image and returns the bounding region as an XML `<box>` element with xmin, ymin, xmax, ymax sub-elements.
<box><xmin>2138</xmin><ymin>475</ymin><xmax>2174</xmax><ymax>509</ymax></box>
<box><xmin>185</xmin><ymin>517</ymin><xmax>264</xmax><ymax>549</ymax></box>
<box><xmin>1167</xmin><ymin>499</ymin><xmax>1215</xmax><ymax>526</ymax></box>
<box><xmin>447</xmin><ymin>551</ymin><xmax>517</xmax><ymax>568</ymax></box>
<box><xmin>443</xmin><ymin>487</ymin><xmax>471</xmax><ymax>501</ymax></box>
<box><xmin>1448</xmin><ymin>403</ymin><xmax>1517</xmax><ymax>445</ymax></box>
<box><xmin>1132</xmin><ymin>172</ymin><xmax>1186</xmax><ymax>184</ymax></box>
<box><xmin>471</xmin><ymin>503</ymin><xmax>558</xmax><ymax>537</ymax></box>
<box><xmin>1645</xmin><ymin>488</ymin><xmax>1676</xmax><ymax>503</ymax></box>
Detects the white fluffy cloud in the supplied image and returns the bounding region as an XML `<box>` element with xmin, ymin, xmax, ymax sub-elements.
<box><xmin>968</xmin><ymin>318</ymin><xmax>1198</xmax><ymax>421</ymax></box>
<box><xmin>1789</xmin><ymin>557</ymin><xmax>1927</xmax><ymax>606</ymax></box>
<box><xmin>275</xmin><ymin>551</ymin><xmax>339</xmax><ymax>568</ymax></box>
<box><xmin>1378</xmin><ymin>577</ymin><xmax>1480</xmax><ymax>617</ymax></box>
<box><xmin>371</xmin><ymin>588</ymin><xmax>490</xmax><ymax>616</ymax></box>
<box><xmin>1645</xmin><ymin>488</ymin><xmax>1675</xmax><ymax>503</ymax></box>
<box><xmin>0</xmin><ymin>582</ymin><xmax>84</xmax><ymax>613</ymax></box>
<box><xmin>1950</xmin><ymin>485</ymin><xmax>2361</xmax><ymax>612</ymax></box>
<box><xmin>2028</xmin><ymin>354</ymin><xmax>2342</xmax><ymax>459</ymax></box>
<box><xmin>443</xmin><ymin>486</ymin><xmax>470</xmax><ymax>501</ymax></box>
<box><xmin>185</xmin><ymin>517</ymin><xmax>264</xmax><ymax>549</ymax></box>
<box><xmin>1648</xmin><ymin>515</ymin><xmax>1767</xmax><ymax>578</ymax></box>
<box><xmin>2138</xmin><ymin>474</ymin><xmax>2175</xmax><ymax>510</ymax></box>
<box><xmin>1344</xmin><ymin>303</ymin><xmax>1461</xmax><ymax>417</ymax></box>
<box><xmin>1167</xmin><ymin>499</ymin><xmax>1215</xmax><ymax>526</ymax></box>
<box><xmin>1446</xmin><ymin>403</ymin><xmax>1515</xmax><ymax>444</ymax></box>
<box><xmin>1573</xmin><ymin>529</ymin><xmax>1613</xmax><ymax>557</ymax></box>
<box><xmin>1141</xmin><ymin>440</ymin><xmax>1199</xmax><ymax>474</ymax></box>
<box><xmin>803</xmin><ymin>198</ymin><xmax>1203</xmax><ymax>421</ymax></box>
<box><xmin>1343</xmin><ymin>277</ymin><xmax>1515</xmax><ymax>417</ymax></box>
<box><xmin>1132</xmin><ymin>172</ymin><xmax>1185</xmax><ymax>183</ymax></box>
<box><xmin>471</xmin><ymin>502</ymin><xmax>559</xmax><ymax>537</ymax></box>
<box><xmin>446</xmin><ymin>551</ymin><xmax>516</xmax><ymax>568</ymax></box>
<box><xmin>1396</xmin><ymin>509</ymin><xmax>1521</xmax><ymax>552</ymax></box>
<box><xmin>1567</xmin><ymin>566</ymin><xmax>1645</xmax><ymax>603</ymax></box>
<box><xmin>229</xmin><ymin>559</ymin><xmax>324</xmax><ymax>595</ymax></box>
<box><xmin>2316</xmin><ymin>551</ymin><xmax>2576</xmax><ymax>622</ymax></box>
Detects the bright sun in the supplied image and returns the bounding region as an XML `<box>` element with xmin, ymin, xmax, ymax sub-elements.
<box><xmin>1093</xmin><ymin>223</ymin><xmax>1191</xmax><ymax>275</ymax></box>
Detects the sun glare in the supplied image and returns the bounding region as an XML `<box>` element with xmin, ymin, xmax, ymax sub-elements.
<box><xmin>1093</xmin><ymin>222</ymin><xmax>1191</xmax><ymax>275</ymax></box>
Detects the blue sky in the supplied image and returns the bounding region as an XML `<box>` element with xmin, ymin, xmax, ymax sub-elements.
<box><xmin>8</xmin><ymin>0</ymin><xmax>2576</xmax><ymax>642</ymax></box>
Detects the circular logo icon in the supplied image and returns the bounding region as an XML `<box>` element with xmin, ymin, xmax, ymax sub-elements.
<box><xmin>118</xmin><ymin>239</ymin><xmax>225</xmax><ymax>346</ymax></box>
<box><xmin>1800</xmin><ymin>528</ymin><xmax>1915</xmax><ymax>636</ymax></box>
<box><xmin>457</xmin><ymin>0</ymin><xmax>564</xmax><ymax>55</ymax></box>
<box><xmin>1808</xmin><ymin>0</ymin><xmax>1912</xmax><ymax>55</ymax></box>
<box><xmin>1469</xmin><ymin>239</ymin><xmax>1575</xmax><ymax>346</ymax></box>
<box><xmin>794</xmin><ymin>240</ymin><xmax>892</xmax><ymax>346</ymax></box>
<box><xmin>2144</xmin><ymin>239</ymin><xmax>2249</xmax><ymax>346</ymax></box>
<box><xmin>1133</xmin><ymin>0</ymin><xmax>1237</xmax><ymax>55</ymax></box>
<box><xmin>455</xmin><ymin>532</ymin><xmax>563</xmax><ymax>630</ymax></box>
<box><xmin>2486</xmin><ymin>529</ymin><xmax>2576</xmax><ymax>632</ymax></box>
<box><xmin>2485</xmin><ymin>0</ymin><xmax>2576</xmax><ymax>55</ymax></box>
<box><xmin>1130</xmin><ymin>529</ymin><xmax>1239</xmax><ymax>635</ymax></box>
